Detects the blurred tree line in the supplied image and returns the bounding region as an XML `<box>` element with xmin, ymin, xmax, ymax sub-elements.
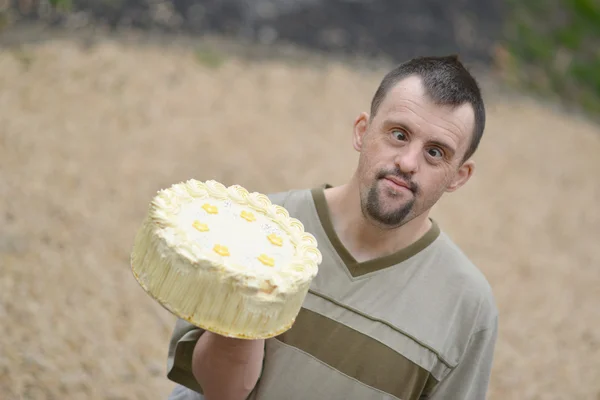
<box><xmin>500</xmin><ymin>0</ymin><xmax>600</xmax><ymax>115</ymax></box>
<box><xmin>1</xmin><ymin>0</ymin><xmax>599</xmax><ymax>117</ymax></box>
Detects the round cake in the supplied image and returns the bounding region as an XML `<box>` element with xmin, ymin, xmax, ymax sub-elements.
<box><xmin>130</xmin><ymin>179</ymin><xmax>322</xmax><ymax>339</ymax></box>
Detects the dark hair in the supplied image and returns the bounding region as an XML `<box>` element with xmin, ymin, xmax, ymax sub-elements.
<box><xmin>370</xmin><ymin>55</ymin><xmax>486</xmax><ymax>162</ymax></box>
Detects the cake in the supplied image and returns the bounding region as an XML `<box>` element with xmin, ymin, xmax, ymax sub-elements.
<box><xmin>130</xmin><ymin>179</ymin><xmax>322</xmax><ymax>339</ymax></box>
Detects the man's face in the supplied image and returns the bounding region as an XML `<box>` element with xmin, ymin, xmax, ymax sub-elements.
<box><xmin>353</xmin><ymin>75</ymin><xmax>476</xmax><ymax>229</ymax></box>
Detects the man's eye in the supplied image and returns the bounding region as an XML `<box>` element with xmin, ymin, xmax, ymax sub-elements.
<box><xmin>391</xmin><ymin>129</ymin><xmax>406</xmax><ymax>141</ymax></box>
<box><xmin>427</xmin><ymin>148</ymin><xmax>443</xmax><ymax>158</ymax></box>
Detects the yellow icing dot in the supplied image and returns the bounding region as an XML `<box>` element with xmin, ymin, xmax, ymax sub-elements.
<box><xmin>257</xmin><ymin>254</ymin><xmax>275</xmax><ymax>267</ymax></box>
<box><xmin>267</xmin><ymin>233</ymin><xmax>283</xmax><ymax>247</ymax></box>
<box><xmin>192</xmin><ymin>221</ymin><xmax>209</xmax><ymax>232</ymax></box>
<box><xmin>213</xmin><ymin>245</ymin><xmax>230</xmax><ymax>257</ymax></box>
<box><xmin>240</xmin><ymin>210</ymin><xmax>256</xmax><ymax>222</ymax></box>
<box><xmin>202</xmin><ymin>203</ymin><xmax>218</xmax><ymax>214</ymax></box>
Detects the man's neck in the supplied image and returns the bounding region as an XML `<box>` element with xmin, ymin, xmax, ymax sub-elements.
<box><xmin>323</xmin><ymin>182</ymin><xmax>432</xmax><ymax>263</ymax></box>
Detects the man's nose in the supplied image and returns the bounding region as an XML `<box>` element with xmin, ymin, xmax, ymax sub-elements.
<box><xmin>394</xmin><ymin>144</ymin><xmax>420</xmax><ymax>175</ymax></box>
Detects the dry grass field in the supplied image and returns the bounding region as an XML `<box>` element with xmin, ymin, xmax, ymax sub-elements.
<box><xmin>1</xmin><ymin>31</ymin><xmax>599</xmax><ymax>399</ymax></box>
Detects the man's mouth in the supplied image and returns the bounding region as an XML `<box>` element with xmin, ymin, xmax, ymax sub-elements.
<box><xmin>383</xmin><ymin>176</ymin><xmax>414</xmax><ymax>192</ymax></box>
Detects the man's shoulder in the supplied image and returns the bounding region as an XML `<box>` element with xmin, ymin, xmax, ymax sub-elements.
<box><xmin>267</xmin><ymin>187</ymin><xmax>314</xmax><ymax>208</ymax></box>
<box><xmin>432</xmin><ymin>229</ymin><xmax>498</xmax><ymax>328</ymax></box>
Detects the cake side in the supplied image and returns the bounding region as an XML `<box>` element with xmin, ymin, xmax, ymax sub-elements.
<box><xmin>131</xmin><ymin>214</ymin><xmax>311</xmax><ymax>338</ymax></box>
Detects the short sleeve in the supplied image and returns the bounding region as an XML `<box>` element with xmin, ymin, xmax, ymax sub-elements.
<box><xmin>267</xmin><ymin>191</ymin><xmax>291</xmax><ymax>207</ymax></box>
<box><xmin>426</xmin><ymin>316</ymin><xmax>498</xmax><ymax>400</ymax></box>
<box><xmin>166</xmin><ymin>318</ymin><xmax>206</xmax><ymax>394</ymax></box>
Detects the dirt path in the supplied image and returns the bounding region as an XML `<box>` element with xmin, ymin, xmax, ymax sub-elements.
<box><xmin>1</xmin><ymin>34</ymin><xmax>599</xmax><ymax>399</ymax></box>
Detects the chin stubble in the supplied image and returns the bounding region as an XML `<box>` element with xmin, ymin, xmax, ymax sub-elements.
<box><xmin>362</xmin><ymin>170</ymin><xmax>419</xmax><ymax>227</ymax></box>
<box><xmin>364</xmin><ymin>185</ymin><xmax>414</xmax><ymax>226</ymax></box>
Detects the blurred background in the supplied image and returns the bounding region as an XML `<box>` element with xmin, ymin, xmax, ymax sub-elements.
<box><xmin>1</xmin><ymin>0</ymin><xmax>599</xmax><ymax>399</ymax></box>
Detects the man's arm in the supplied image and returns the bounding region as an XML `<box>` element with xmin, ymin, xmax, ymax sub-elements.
<box><xmin>192</xmin><ymin>332</ymin><xmax>264</xmax><ymax>400</ymax></box>
<box><xmin>166</xmin><ymin>318</ymin><xmax>264</xmax><ymax>400</ymax></box>
<box><xmin>426</xmin><ymin>317</ymin><xmax>498</xmax><ymax>400</ymax></box>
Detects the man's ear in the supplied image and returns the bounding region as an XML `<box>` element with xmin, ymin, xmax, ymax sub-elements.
<box><xmin>352</xmin><ymin>112</ymin><xmax>370</xmax><ymax>152</ymax></box>
<box><xmin>446</xmin><ymin>159</ymin><xmax>475</xmax><ymax>192</ymax></box>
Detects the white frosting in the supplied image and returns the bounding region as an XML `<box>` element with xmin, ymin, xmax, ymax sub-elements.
<box><xmin>176</xmin><ymin>197</ymin><xmax>296</xmax><ymax>270</ymax></box>
<box><xmin>130</xmin><ymin>179</ymin><xmax>322</xmax><ymax>339</ymax></box>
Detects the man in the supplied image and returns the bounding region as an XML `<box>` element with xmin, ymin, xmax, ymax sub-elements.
<box><xmin>166</xmin><ymin>55</ymin><xmax>498</xmax><ymax>400</ymax></box>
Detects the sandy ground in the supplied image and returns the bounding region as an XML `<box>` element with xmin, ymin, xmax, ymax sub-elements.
<box><xmin>1</xmin><ymin>33</ymin><xmax>599</xmax><ymax>400</ymax></box>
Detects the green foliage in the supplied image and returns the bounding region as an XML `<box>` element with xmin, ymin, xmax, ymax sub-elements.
<box><xmin>503</xmin><ymin>0</ymin><xmax>600</xmax><ymax>115</ymax></box>
<box><xmin>48</xmin><ymin>0</ymin><xmax>73</xmax><ymax>12</ymax></box>
<box><xmin>194</xmin><ymin>46</ymin><xmax>226</xmax><ymax>69</ymax></box>
<box><xmin>0</xmin><ymin>11</ymin><xmax>9</xmax><ymax>32</ymax></box>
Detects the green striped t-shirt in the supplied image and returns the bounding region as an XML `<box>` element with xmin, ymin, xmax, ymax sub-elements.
<box><xmin>166</xmin><ymin>186</ymin><xmax>498</xmax><ymax>400</ymax></box>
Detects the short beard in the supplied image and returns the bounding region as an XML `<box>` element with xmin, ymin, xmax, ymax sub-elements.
<box><xmin>361</xmin><ymin>169</ymin><xmax>419</xmax><ymax>228</ymax></box>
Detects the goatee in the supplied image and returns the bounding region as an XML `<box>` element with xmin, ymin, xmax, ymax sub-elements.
<box><xmin>362</xmin><ymin>168</ymin><xmax>419</xmax><ymax>227</ymax></box>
